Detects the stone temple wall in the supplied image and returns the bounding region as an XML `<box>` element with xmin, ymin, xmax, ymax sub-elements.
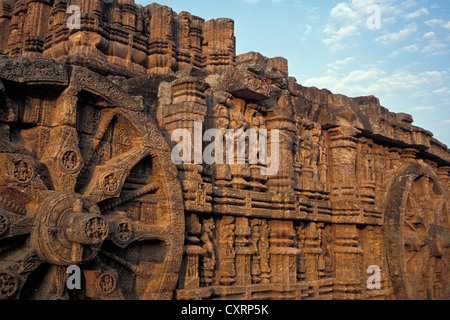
<box><xmin>0</xmin><ymin>0</ymin><xmax>448</xmax><ymax>300</ymax></box>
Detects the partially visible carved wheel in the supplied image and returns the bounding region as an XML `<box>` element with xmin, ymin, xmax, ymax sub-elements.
<box><xmin>0</xmin><ymin>58</ymin><xmax>184</xmax><ymax>300</ymax></box>
<box><xmin>385</xmin><ymin>162</ymin><xmax>450</xmax><ymax>300</ymax></box>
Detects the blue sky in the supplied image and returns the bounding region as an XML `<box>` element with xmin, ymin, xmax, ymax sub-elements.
<box><xmin>135</xmin><ymin>0</ymin><xmax>450</xmax><ymax>146</ymax></box>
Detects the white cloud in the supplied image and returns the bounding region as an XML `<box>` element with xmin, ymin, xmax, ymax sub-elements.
<box><xmin>375</xmin><ymin>23</ymin><xmax>418</xmax><ymax>45</ymax></box>
<box><xmin>389</xmin><ymin>50</ymin><xmax>400</xmax><ymax>58</ymax></box>
<box><xmin>322</xmin><ymin>24</ymin><xmax>359</xmax><ymax>51</ymax></box>
<box><xmin>433</xmin><ymin>87</ymin><xmax>450</xmax><ymax>95</ymax></box>
<box><xmin>330</xmin><ymin>2</ymin><xmax>359</xmax><ymax>22</ymax></box>
<box><xmin>410</xmin><ymin>106</ymin><xmax>436</xmax><ymax>112</ymax></box>
<box><xmin>327</xmin><ymin>57</ymin><xmax>356</xmax><ymax>72</ymax></box>
<box><xmin>322</xmin><ymin>0</ymin><xmax>431</xmax><ymax>52</ymax></box>
<box><xmin>421</xmin><ymin>39</ymin><xmax>447</xmax><ymax>56</ymax></box>
<box><xmin>423</xmin><ymin>32</ymin><xmax>435</xmax><ymax>39</ymax></box>
<box><xmin>304</xmin><ymin>68</ymin><xmax>448</xmax><ymax>100</ymax></box>
<box><xmin>424</xmin><ymin>19</ymin><xmax>445</xmax><ymax>27</ymax></box>
<box><xmin>403</xmin><ymin>44</ymin><xmax>419</xmax><ymax>52</ymax></box>
<box><xmin>404</xmin><ymin>7</ymin><xmax>429</xmax><ymax>20</ymax></box>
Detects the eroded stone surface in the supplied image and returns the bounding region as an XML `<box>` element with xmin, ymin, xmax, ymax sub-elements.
<box><xmin>0</xmin><ymin>0</ymin><xmax>448</xmax><ymax>300</ymax></box>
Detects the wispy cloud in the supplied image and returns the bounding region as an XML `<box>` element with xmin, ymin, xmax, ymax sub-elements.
<box><xmin>322</xmin><ymin>24</ymin><xmax>359</xmax><ymax>51</ymax></box>
<box><xmin>375</xmin><ymin>23</ymin><xmax>418</xmax><ymax>45</ymax></box>
<box><xmin>304</xmin><ymin>68</ymin><xmax>448</xmax><ymax>100</ymax></box>
<box><xmin>410</xmin><ymin>106</ymin><xmax>436</xmax><ymax>112</ymax></box>
<box><xmin>404</xmin><ymin>7</ymin><xmax>429</xmax><ymax>20</ymax></box>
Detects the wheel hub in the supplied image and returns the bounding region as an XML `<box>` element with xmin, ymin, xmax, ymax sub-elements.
<box><xmin>30</xmin><ymin>191</ymin><xmax>109</xmax><ymax>266</ymax></box>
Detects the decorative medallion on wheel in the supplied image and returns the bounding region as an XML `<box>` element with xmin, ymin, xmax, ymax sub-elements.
<box><xmin>385</xmin><ymin>162</ymin><xmax>449</xmax><ymax>300</ymax></box>
<box><xmin>0</xmin><ymin>57</ymin><xmax>184</xmax><ymax>300</ymax></box>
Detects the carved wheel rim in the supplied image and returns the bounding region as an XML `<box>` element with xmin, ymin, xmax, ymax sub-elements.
<box><xmin>0</xmin><ymin>59</ymin><xmax>184</xmax><ymax>300</ymax></box>
<box><xmin>385</xmin><ymin>162</ymin><xmax>450</xmax><ymax>300</ymax></box>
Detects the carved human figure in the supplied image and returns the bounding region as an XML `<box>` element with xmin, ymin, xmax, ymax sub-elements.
<box><xmin>364</xmin><ymin>147</ymin><xmax>375</xmax><ymax>182</ymax></box>
<box><xmin>213</xmin><ymin>102</ymin><xmax>230</xmax><ymax>135</ymax></box>
<box><xmin>310</xmin><ymin>125</ymin><xmax>321</xmax><ymax>180</ymax></box>
<box><xmin>61</xmin><ymin>151</ymin><xmax>78</xmax><ymax>171</ymax></box>
<box><xmin>228</xmin><ymin>99</ymin><xmax>248</xmax><ymax>134</ymax></box>
<box><xmin>318</xmin><ymin>137</ymin><xmax>328</xmax><ymax>188</ymax></box>
<box><xmin>300</xmin><ymin>126</ymin><xmax>313</xmax><ymax>166</ymax></box>
<box><xmin>200</xmin><ymin>218</ymin><xmax>216</xmax><ymax>286</ymax></box>
<box><xmin>13</xmin><ymin>161</ymin><xmax>33</xmax><ymax>183</ymax></box>
<box><xmin>250</xmin><ymin>219</ymin><xmax>262</xmax><ymax>283</ymax></box>
<box><xmin>218</xmin><ymin>216</ymin><xmax>236</xmax><ymax>285</ymax></box>
<box><xmin>179</xmin><ymin>14</ymin><xmax>191</xmax><ymax>50</ymax></box>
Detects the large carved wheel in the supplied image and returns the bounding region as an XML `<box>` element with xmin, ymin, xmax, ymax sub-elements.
<box><xmin>0</xmin><ymin>57</ymin><xmax>184</xmax><ymax>300</ymax></box>
<box><xmin>385</xmin><ymin>162</ymin><xmax>450</xmax><ymax>300</ymax></box>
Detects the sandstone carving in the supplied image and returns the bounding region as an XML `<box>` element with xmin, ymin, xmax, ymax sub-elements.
<box><xmin>0</xmin><ymin>0</ymin><xmax>448</xmax><ymax>300</ymax></box>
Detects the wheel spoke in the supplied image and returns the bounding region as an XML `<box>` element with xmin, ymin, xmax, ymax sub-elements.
<box><xmin>403</xmin><ymin>228</ymin><xmax>425</xmax><ymax>252</ymax></box>
<box><xmin>0</xmin><ymin>208</ymin><xmax>33</xmax><ymax>240</ymax></box>
<box><xmin>406</xmin><ymin>245</ymin><xmax>430</xmax><ymax>295</ymax></box>
<box><xmin>407</xmin><ymin>196</ymin><xmax>429</xmax><ymax>231</ymax></box>
<box><xmin>81</xmin><ymin>147</ymin><xmax>149</xmax><ymax>202</ymax></box>
<box><xmin>105</xmin><ymin>213</ymin><xmax>168</xmax><ymax>249</ymax></box>
<box><xmin>0</xmin><ymin>247</ymin><xmax>42</xmax><ymax>300</ymax></box>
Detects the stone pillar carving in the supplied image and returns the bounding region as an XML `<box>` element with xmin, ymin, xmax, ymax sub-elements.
<box><xmin>387</xmin><ymin>147</ymin><xmax>401</xmax><ymax>172</ymax></box>
<box><xmin>357</xmin><ymin>139</ymin><xmax>380</xmax><ymax>221</ymax></box>
<box><xmin>249</xmin><ymin>219</ymin><xmax>262</xmax><ymax>284</ymax></box>
<box><xmin>269</xmin><ymin>220</ymin><xmax>299</xmax><ymax>285</ymax></box>
<box><xmin>217</xmin><ymin>215</ymin><xmax>236</xmax><ymax>286</ymax></box>
<box><xmin>259</xmin><ymin>219</ymin><xmax>271</xmax><ymax>284</ymax></box>
<box><xmin>246</xmin><ymin>105</ymin><xmax>268</xmax><ymax>192</ymax></box>
<box><xmin>121</xmin><ymin>1</ymin><xmax>137</xmax><ymax>32</ymax></box>
<box><xmin>176</xmin><ymin>12</ymin><xmax>204</xmax><ymax>69</ymax></box>
<box><xmin>6</xmin><ymin>2</ymin><xmax>27</xmax><ymax>56</ymax></box>
<box><xmin>200</xmin><ymin>217</ymin><xmax>216</xmax><ymax>287</ymax></box>
<box><xmin>399</xmin><ymin>147</ymin><xmax>419</xmax><ymax>163</ymax></box>
<box><xmin>332</xmin><ymin>224</ymin><xmax>364</xmax><ymax>299</ymax></box>
<box><xmin>437</xmin><ymin>166</ymin><xmax>449</xmax><ymax>194</ymax></box>
<box><xmin>328</xmin><ymin>126</ymin><xmax>361</xmax><ymax>220</ymax></box>
<box><xmin>209</xmin><ymin>94</ymin><xmax>232</xmax><ymax>187</ymax></box>
<box><xmin>147</xmin><ymin>4</ymin><xmax>176</xmax><ymax>74</ymax></box>
<box><xmin>22</xmin><ymin>0</ymin><xmax>53</xmax><ymax>56</ymax></box>
<box><xmin>177</xmin><ymin>12</ymin><xmax>192</xmax><ymax>69</ymax></box>
<box><xmin>0</xmin><ymin>0</ymin><xmax>12</xmax><ymax>54</ymax></box>
<box><xmin>300</xmin><ymin>222</ymin><xmax>325</xmax><ymax>281</ymax></box>
<box><xmin>265</xmin><ymin>93</ymin><xmax>296</xmax><ymax>194</ymax></box>
<box><xmin>294</xmin><ymin>120</ymin><xmax>328</xmax><ymax>194</ymax></box>
<box><xmin>189</xmin><ymin>18</ymin><xmax>203</xmax><ymax>64</ymax></box>
<box><xmin>360</xmin><ymin>225</ymin><xmax>390</xmax><ymax>299</ymax></box>
<box><xmin>178</xmin><ymin>213</ymin><xmax>205</xmax><ymax>290</ymax></box>
<box><xmin>202</xmin><ymin>18</ymin><xmax>235</xmax><ymax>72</ymax></box>
<box><xmin>160</xmin><ymin>77</ymin><xmax>212</xmax><ymax>213</ymax></box>
<box><xmin>227</xmin><ymin>97</ymin><xmax>251</xmax><ymax>190</ymax></box>
<box><xmin>373</xmin><ymin>145</ymin><xmax>388</xmax><ymax>209</ymax></box>
<box><xmin>234</xmin><ymin>217</ymin><xmax>252</xmax><ymax>286</ymax></box>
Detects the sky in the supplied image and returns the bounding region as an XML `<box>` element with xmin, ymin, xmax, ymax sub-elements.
<box><xmin>135</xmin><ymin>0</ymin><xmax>450</xmax><ymax>147</ymax></box>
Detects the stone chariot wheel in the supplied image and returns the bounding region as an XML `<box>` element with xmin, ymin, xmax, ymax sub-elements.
<box><xmin>0</xmin><ymin>57</ymin><xmax>184</xmax><ymax>300</ymax></box>
<box><xmin>385</xmin><ymin>162</ymin><xmax>450</xmax><ymax>300</ymax></box>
